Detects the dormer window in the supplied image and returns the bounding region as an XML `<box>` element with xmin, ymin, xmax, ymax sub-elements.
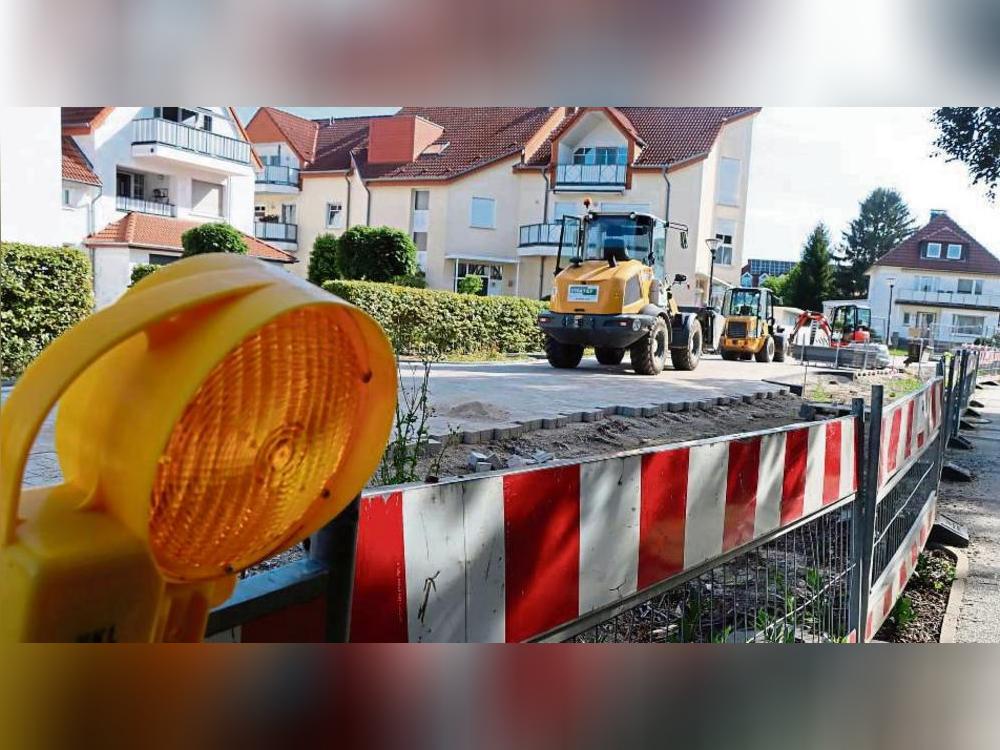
<box><xmin>947</xmin><ymin>243</ymin><xmax>963</xmax><ymax>260</ymax></box>
<box><xmin>925</xmin><ymin>242</ymin><xmax>942</xmax><ymax>258</ymax></box>
<box><xmin>572</xmin><ymin>146</ymin><xmax>627</xmax><ymax>166</ymax></box>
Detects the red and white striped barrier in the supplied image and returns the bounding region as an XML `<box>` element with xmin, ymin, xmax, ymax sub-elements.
<box><xmin>865</xmin><ymin>494</ymin><xmax>936</xmax><ymax>641</ymax></box>
<box><xmin>876</xmin><ymin>378</ymin><xmax>942</xmax><ymax>499</ymax></box>
<box><xmin>350</xmin><ymin>416</ymin><xmax>859</xmax><ymax>643</ymax></box>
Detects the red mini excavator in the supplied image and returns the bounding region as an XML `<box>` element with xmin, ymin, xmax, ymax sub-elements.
<box><xmin>790</xmin><ymin>304</ymin><xmax>873</xmax><ymax>347</ymax></box>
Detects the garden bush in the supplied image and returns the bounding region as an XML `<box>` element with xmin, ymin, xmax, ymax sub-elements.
<box><xmin>456</xmin><ymin>275</ymin><xmax>483</xmax><ymax>295</ymax></box>
<box><xmin>336</xmin><ymin>226</ymin><xmax>416</xmax><ymax>282</ymax></box>
<box><xmin>130</xmin><ymin>263</ymin><xmax>158</xmax><ymax>286</ymax></box>
<box><xmin>389</xmin><ymin>272</ymin><xmax>428</xmax><ymax>289</ymax></box>
<box><xmin>323</xmin><ymin>280</ymin><xmax>546</xmax><ymax>355</ymax></box>
<box><xmin>181</xmin><ymin>222</ymin><xmax>247</xmax><ymax>256</ymax></box>
<box><xmin>307</xmin><ymin>233</ymin><xmax>339</xmax><ymax>285</ymax></box>
<box><xmin>1</xmin><ymin>243</ymin><xmax>93</xmax><ymax>378</ymax></box>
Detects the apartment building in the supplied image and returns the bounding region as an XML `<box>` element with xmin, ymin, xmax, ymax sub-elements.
<box><xmin>246</xmin><ymin>106</ymin><xmax>760</xmax><ymax>305</ymax></box>
<box><xmin>867</xmin><ymin>211</ymin><xmax>1000</xmax><ymax>345</ymax></box>
<box><xmin>740</xmin><ymin>258</ymin><xmax>796</xmax><ymax>287</ymax></box>
<box><xmin>0</xmin><ymin>107</ymin><xmax>295</xmax><ymax>309</ymax></box>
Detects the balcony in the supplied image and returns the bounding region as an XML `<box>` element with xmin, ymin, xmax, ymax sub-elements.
<box><xmin>554</xmin><ymin>163</ymin><xmax>627</xmax><ymax>190</ymax></box>
<box><xmin>254</xmin><ymin>221</ymin><xmax>298</xmax><ymax>245</ymax></box>
<box><xmin>895</xmin><ymin>288</ymin><xmax>1000</xmax><ymax>311</ymax></box>
<box><xmin>132</xmin><ymin>118</ymin><xmax>252</xmax><ymax>168</ymax></box>
<box><xmin>116</xmin><ymin>195</ymin><xmax>177</xmax><ymax>217</ymax></box>
<box><xmin>256</xmin><ymin>165</ymin><xmax>301</xmax><ymax>191</ymax></box>
<box><xmin>518</xmin><ymin>222</ymin><xmax>579</xmax><ymax>247</ymax></box>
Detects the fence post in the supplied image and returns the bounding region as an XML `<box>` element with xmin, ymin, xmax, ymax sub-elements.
<box><xmin>957</xmin><ymin>351</ymin><xmax>969</xmax><ymax>432</ymax></box>
<box><xmin>947</xmin><ymin>353</ymin><xmax>959</xmax><ymax>441</ymax></box>
<box><xmin>847</xmin><ymin>396</ymin><xmax>867</xmax><ymax>640</ymax></box>
<box><xmin>937</xmin><ymin>359</ymin><xmax>951</xmax><ymax>478</ymax></box>
<box><xmin>855</xmin><ymin>385</ymin><xmax>883</xmax><ymax>643</ymax></box>
<box><xmin>309</xmin><ymin>495</ymin><xmax>360</xmax><ymax>642</ymax></box>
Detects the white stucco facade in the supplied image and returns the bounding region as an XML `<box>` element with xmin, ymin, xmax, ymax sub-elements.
<box><xmin>0</xmin><ymin>107</ymin><xmax>64</xmax><ymax>246</ymax></box>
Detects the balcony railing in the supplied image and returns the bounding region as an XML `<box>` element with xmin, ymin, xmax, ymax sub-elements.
<box><xmin>133</xmin><ymin>118</ymin><xmax>252</xmax><ymax>165</ymax></box>
<box><xmin>896</xmin><ymin>288</ymin><xmax>1000</xmax><ymax>309</ymax></box>
<box><xmin>518</xmin><ymin>222</ymin><xmax>579</xmax><ymax>247</ymax></box>
<box><xmin>256</xmin><ymin>165</ymin><xmax>301</xmax><ymax>187</ymax></box>
<box><xmin>254</xmin><ymin>221</ymin><xmax>298</xmax><ymax>243</ymax></box>
<box><xmin>555</xmin><ymin>163</ymin><xmax>627</xmax><ymax>188</ymax></box>
<box><xmin>115</xmin><ymin>194</ymin><xmax>177</xmax><ymax>217</ymax></box>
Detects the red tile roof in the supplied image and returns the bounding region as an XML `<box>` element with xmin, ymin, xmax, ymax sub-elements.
<box><xmin>84</xmin><ymin>213</ymin><xmax>296</xmax><ymax>263</ymax></box>
<box><xmin>525</xmin><ymin>107</ymin><xmax>759</xmax><ymax>168</ymax></box>
<box><xmin>255</xmin><ymin>106</ymin><xmax>760</xmax><ymax>181</ymax></box>
<box><xmin>61</xmin><ymin>136</ymin><xmax>101</xmax><ymax>186</ymax></box>
<box><xmin>248</xmin><ymin>107</ymin><xmax>320</xmax><ymax>164</ymax></box>
<box><xmin>305</xmin><ymin>107</ymin><xmax>558</xmax><ymax>180</ymax></box>
<box><xmin>873</xmin><ymin>213</ymin><xmax>1000</xmax><ymax>275</ymax></box>
<box><xmin>62</xmin><ymin>107</ymin><xmax>113</xmax><ymax>132</ymax></box>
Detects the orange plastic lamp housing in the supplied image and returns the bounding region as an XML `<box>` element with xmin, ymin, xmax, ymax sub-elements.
<box><xmin>0</xmin><ymin>255</ymin><xmax>396</xmax><ymax>641</ymax></box>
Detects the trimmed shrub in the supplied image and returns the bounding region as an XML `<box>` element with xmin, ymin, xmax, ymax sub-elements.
<box><xmin>336</xmin><ymin>225</ymin><xmax>416</xmax><ymax>282</ymax></box>
<box><xmin>181</xmin><ymin>222</ymin><xmax>247</xmax><ymax>257</ymax></box>
<box><xmin>308</xmin><ymin>233</ymin><xmax>339</xmax><ymax>285</ymax></box>
<box><xmin>456</xmin><ymin>275</ymin><xmax>484</xmax><ymax>295</ymax></box>
<box><xmin>1</xmin><ymin>243</ymin><xmax>93</xmax><ymax>378</ymax></box>
<box><xmin>323</xmin><ymin>280</ymin><xmax>546</xmax><ymax>355</ymax></box>
<box><xmin>130</xmin><ymin>263</ymin><xmax>158</xmax><ymax>286</ymax></box>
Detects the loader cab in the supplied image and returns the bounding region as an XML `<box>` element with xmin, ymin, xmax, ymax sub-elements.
<box><xmin>556</xmin><ymin>212</ymin><xmax>668</xmax><ymax>274</ymax></box>
<box><xmin>830</xmin><ymin>304</ymin><xmax>872</xmax><ymax>343</ymax></box>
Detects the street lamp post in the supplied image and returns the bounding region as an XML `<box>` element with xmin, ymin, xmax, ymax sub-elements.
<box><xmin>704</xmin><ymin>237</ymin><xmax>721</xmax><ymax>308</ymax></box>
<box><xmin>885</xmin><ymin>276</ymin><xmax>896</xmax><ymax>344</ymax></box>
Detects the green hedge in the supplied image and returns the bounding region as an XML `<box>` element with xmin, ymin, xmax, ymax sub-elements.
<box><xmin>322</xmin><ymin>280</ymin><xmax>546</xmax><ymax>355</ymax></box>
<box><xmin>1</xmin><ymin>243</ymin><xmax>94</xmax><ymax>378</ymax></box>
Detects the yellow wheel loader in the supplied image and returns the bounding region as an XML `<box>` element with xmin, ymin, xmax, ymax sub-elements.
<box><xmin>537</xmin><ymin>210</ymin><xmax>702</xmax><ymax>375</ymax></box>
<box><xmin>717</xmin><ymin>287</ymin><xmax>787</xmax><ymax>363</ymax></box>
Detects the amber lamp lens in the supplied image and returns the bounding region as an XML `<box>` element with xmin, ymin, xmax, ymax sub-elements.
<box><xmin>150</xmin><ymin>306</ymin><xmax>361</xmax><ymax>580</ymax></box>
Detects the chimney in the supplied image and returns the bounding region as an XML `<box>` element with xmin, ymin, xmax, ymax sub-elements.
<box><xmin>368</xmin><ymin>115</ymin><xmax>444</xmax><ymax>164</ymax></box>
<box><xmin>930</xmin><ymin>208</ymin><xmax>947</xmax><ymax>219</ymax></box>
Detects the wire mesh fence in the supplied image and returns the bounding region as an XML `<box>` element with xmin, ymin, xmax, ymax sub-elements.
<box><xmin>871</xmin><ymin>434</ymin><xmax>941</xmax><ymax>584</ymax></box>
<box><xmin>566</xmin><ymin>503</ymin><xmax>856</xmax><ymax>643</ymax></box>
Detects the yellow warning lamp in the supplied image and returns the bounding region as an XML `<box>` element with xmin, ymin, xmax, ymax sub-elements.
<box><xmin>0</xmin><ymin>254</ymin><xmax>396</xmax><ymax>642</ymax></box>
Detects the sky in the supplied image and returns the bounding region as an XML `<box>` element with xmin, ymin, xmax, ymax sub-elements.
<box><xmin>237</xmin><ymin>107</ymin><xmax>999</xmax><ymax>261</ymax></box>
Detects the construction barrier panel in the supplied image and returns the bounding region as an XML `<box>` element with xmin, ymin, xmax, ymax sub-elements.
<box><xmin>207</xmin><ymin>375</ymin><xmax>950</xmax><ymax>643</ymax></box>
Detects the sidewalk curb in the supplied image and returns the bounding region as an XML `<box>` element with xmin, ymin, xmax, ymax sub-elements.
<box><xmin>939</xmin><ymin>546</ymin><xmax>969</xmax><ymax>644</ymax></box>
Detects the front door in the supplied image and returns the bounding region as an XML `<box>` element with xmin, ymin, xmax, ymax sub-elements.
<box><xmin>116</xmin><ymin>173</ymin><xmax>131</xmax><ymax>198</ymax></box>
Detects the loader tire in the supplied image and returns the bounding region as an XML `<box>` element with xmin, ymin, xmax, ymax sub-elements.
<box><xmin>595</xmin><ymin>347</ymin><xmax>626</xmax><ymax>365</ymax></box>
<box><xmin>630</xmin><ymin>317</ymin><xmax>669</xmax><ymax>376</ymax></box>
<box><xmin>755</xmin><ymin>336</ymin><xmax>775</xmax><ymax>363</ymax></box>
<box><xmin>670</xmin><ymin>319</ymin><xmax>702</xmax><ymax>371</ymax></box>
<box><xmin>545</xmin><ymin>336</ymin><xmax>584</xmax><ymax>369</ymax></box>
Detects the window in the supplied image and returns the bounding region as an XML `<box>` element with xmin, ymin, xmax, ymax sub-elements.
<box><xmin>413</xmin><ymin>190</ymin><xmax>430</xmax><ymax>210</ymax></box>
<box><xmin>202</xmin><ymin>115</ymin><xmax>213</xmax><ymax>132</ymax></box>
<box><xmin>714</xmin><ymin>220</ymin><xmax>736</xmax><ymax>266</ymax></box>
<box><xmin>62</xmin><ymin>188</ymin><xmax>71</xmax><ymax>207</ymax></box>
<box><xmin>553</xmin><ymin>202</ymin><xmax>579</xmax><ymax>222</ymax></box>
<box><xmin>254</xmin><ymin>204</ymin><xmax>266</xmax><ymax>217</ymax></box>
<box><xmin>717</xmin><ymin>157</ymin><xmax>741</xmax><ymax>206</ymax></box>
<box><xmin>412</xmin><ymin>232</ymin><xmax>428</xmax><ymax>252</ymax></box>
<box><xmin>947</xmin><ymin>243</ymin><xmax>963</xmax><ymax>260</ymax></box>
<box><xmin>902</xmin><ymin>312</ymin><xmax>911</xmax><ymax>325</ymax></box>
<box><xmin>956</xmin><ymin>278</ymin><xmax>983</xmax><ymax>295</ymax></box>
<box><xmin>925</xmin><ymin>242</ymin><xmax>942</xmax><ymax>258</ymax></box>
<box><xmin>914</xmin><ymin>275</ymin><xmax>937</xmax><ymax>292</ymax></box>
<box><xmin>470</xmin><ymin>197</ymin><xmax>496</xmax><ymax>229</ymax></box>
<box><xmin>954</xmin><ymin>315</ymin><xmax>985</xmax><ymax>336</ymax></box>
<box><xmin>281</xmin><ymin>204</ymin><xmax>296</xmax><ymax>224</ymax></box>
<box><xmin>572</xmin><ymin>146</ymin><xmax>627</xmax><ymax>166</ymax></box>
<box><xmin>325</xmin><ymin>202</ymin><xmax>343</xmax><ymax>228</ymax></box>
<box><xmin>191</xmin><ymin>179</ymin><xmax>223</xmax><ymax>217</ymax></box>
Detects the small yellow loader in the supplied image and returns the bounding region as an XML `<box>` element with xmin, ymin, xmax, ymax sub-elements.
<box><xmin>537</xmin><ymin>210</ymin><xmax>702</xmax><ymax>375</ymax></box>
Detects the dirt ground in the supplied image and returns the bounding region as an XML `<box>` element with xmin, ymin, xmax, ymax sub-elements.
<box><xmin>802</xmin><ymin>365</ymin><xmax>933</xmax><ymax>407</ymax></box>
<box><xmin>416</xmin><ymin>392</ymin><xmax>804</xmax><ymax>482</ymax></box>
<box><xmin>874</xmin><ymin>547</ymin><xmax>956</xmax><ymax>643</ymax></box>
